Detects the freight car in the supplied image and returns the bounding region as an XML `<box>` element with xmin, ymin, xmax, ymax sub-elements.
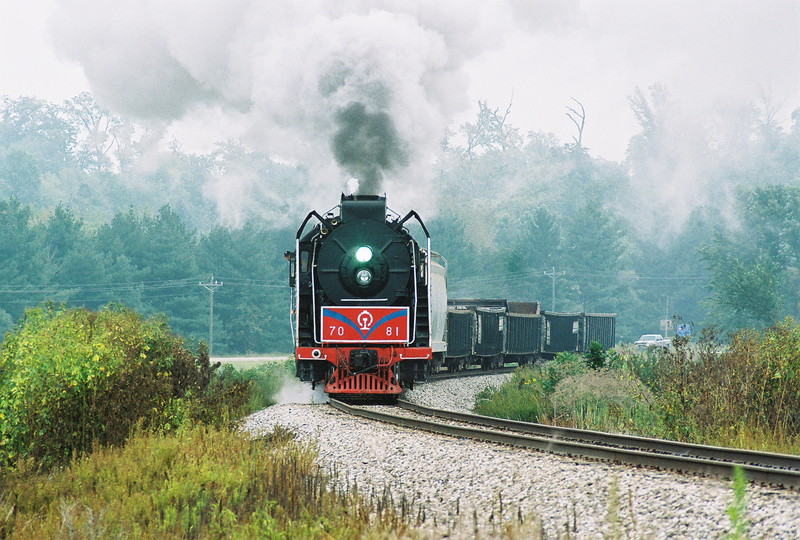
<box><xmin>541</xmin><ymin>310</ymin><xmax>616</xmax><ymax>357</ymax></box>
<box><xmin>444</xmin><ymin>299</ymin><xmax>615</xmax><ymax>371</ymax></box>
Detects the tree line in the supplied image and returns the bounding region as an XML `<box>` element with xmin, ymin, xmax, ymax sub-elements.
<box><xmin>0</xmin><ymin>199</ymin><xmax>292</xmax><ymax>353</ymax></box>
<box><xmin>1</xmin><ymin>90</ymin><xmax>799</xmax><ymax>348</ymax></box>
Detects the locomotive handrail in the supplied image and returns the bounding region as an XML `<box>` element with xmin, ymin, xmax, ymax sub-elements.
<box><xmin>295</xmin><ymin>210</ymin><xmax>328</xmax><ymax>240</ymax></box>
<box><xmin>397</xmin><ymin>210</ymin><xmax>430</xmax><ymax>240</ymax></box>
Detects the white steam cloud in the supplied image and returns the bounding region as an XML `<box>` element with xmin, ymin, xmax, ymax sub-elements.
<box><xmin>49</xmin><ymin>0</ymin><xmax>576</xmax><ymax>215</ymax></box>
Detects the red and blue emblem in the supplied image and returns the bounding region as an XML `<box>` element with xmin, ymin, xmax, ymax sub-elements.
<box><xmin>321</xmin><ymin>306</ymin><xmax>410</xmax><ymax>343</ymax></box>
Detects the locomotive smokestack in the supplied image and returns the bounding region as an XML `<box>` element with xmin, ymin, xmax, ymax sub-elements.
<box><xmin>331</xmin><ymin>102</ymin><xmax>408</xmax><ymax>195</ymax></box>
<box><xmin>340</xmin><ymin>194</ymin><xmax>387</xmax><ymax>223</ymax></box>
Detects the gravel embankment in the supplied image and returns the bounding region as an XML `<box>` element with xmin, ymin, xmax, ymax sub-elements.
<box><xmin>243</xmin><ymin>374</ymin><xmax>800</xmax><ymax>538</ymax></box>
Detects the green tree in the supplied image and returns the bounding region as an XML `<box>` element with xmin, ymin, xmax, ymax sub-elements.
<box><xmin>0</xmin><ymin>150</ymin><xmax>41</xmax><ymax>202</ymax></box>
<box><xmin>0</xmin><ymin>199</ymin><xmax>40</xmax><ymax>287</ymax></box>
<box><xmin>63</xmin><ymin>92</ymin><xmax>123</xmax><ymax>173</ymax></box>
<box><xmin>560</xmin><ymin>199</ymin><xmax>630</xmax><ymax>313</ymax></box>
<box><xmin>196</xmin><ymin>224</ymin><xmax>292</xmax><ymax>354</ymax></box>
<box><xmin>0</xmin><ymin>96</ymin><xmax>76</xmax><ymax>174</ymax></box>
<box><xmin>502</xmin><ymin>206</ymin><xmax>562</xmax><ymax>301</ymax></box>
<box><xmin>737</xmin><ymin>185</ymin><xmax>800</xmax><ymax>268</ymax></box>
<box><xmin>701</xmin><ymin>185</ymin><xmax>800</xmax><ymax>330</ymax></box>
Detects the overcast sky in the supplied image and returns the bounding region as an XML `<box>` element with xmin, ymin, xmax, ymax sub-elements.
<box><xmin>1</xmin><ymin>0</ymin><xmax>798</xmax><ymax>162</ymax></box>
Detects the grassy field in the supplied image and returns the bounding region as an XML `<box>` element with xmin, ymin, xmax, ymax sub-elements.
<box><xmin>0</xmin><ymin>306</ymin><xmax>769</xmax><ymax>537</ymax></box>
<box><xmin>1</xmin><ymin>425</ymin><xmax>411</xmax><ymax>538</ymax></box>
<box><xmin>215</xmin><ymin>354</ymin><xmax>292</xmax><ymax>370</ymax></box>
<box><xmin>474</xmin><ymin>320</ymin><xmax>800</xmax><ymax>455</ymax></box>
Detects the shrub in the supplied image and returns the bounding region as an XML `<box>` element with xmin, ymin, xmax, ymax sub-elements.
<box><xmin>549</xmin><ymin>370</ymin><xmax>663</xmax><ymax>435</ymax></box>
<box><xmin>584</xmin><ymin>341</ymin><xmax>607</xmax><ymax>370</ymax></box>
<box><xmin>473</xmin><ymin>368</ymin><xmax>547</xmax><ymax>422</ymax></box>
<box><xmin>541</xmin><ymin>352</ymin><xmax>584</xmax><ymax>394</ymax></box>
<box><xmin>653</xmin><ymin>319</ymin><xmax>800</xmax><ymax>446</ymax></box>
<box><xmin>0</xmin><ymin>304</ymin><xmax>248</xmax><ymax>469</ymax></box>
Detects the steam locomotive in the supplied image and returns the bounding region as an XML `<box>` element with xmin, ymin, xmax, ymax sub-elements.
<box><xmin>286</xmin><ymin>194</ymin><xmax>615</xmax><ymax>399</ymax></box>
<box><xmin>286</xmin><ymin>194</ymin><xmax>447</xmax><ymax>398</ymax></box>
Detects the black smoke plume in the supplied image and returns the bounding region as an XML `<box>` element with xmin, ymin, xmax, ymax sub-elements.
<box><xmin>332</xmin><ymin>102</ymin><xmax>409</xmax><ymax>195</ymax></box>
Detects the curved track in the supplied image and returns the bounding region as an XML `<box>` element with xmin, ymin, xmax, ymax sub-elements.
<box><xmin>426</xmin><ymin>366</ymin><xmax>516</xmax><ymax>382</ymax></box>
<box><xmin>328</xmin><ymin>398</ymin><xmax>800</xmax><ymax>490</ymax></box>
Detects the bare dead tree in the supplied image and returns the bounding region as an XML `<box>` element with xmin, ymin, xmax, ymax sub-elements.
<box><xmin>493</xmin><ymin>94</ymin><xmax>516</xmax><ymax>152</ymax></box>
<box><xmin>566</xmin><ymin>97</ymin><xmax>585</xmax><ymax>147</ymax></box>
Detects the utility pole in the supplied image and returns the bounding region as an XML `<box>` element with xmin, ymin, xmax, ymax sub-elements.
<box><xmin>543</xmin><ymin>267</ymin><xmax>565</xmax><ymax>311</ymax></box>
<box><xmin>662</xmin><ymin>296</ymin><xmax>672</xmax><ymax>337</ymax></box>
<box><xmin>199</xmin><ymin>276</ymin><xmax>223</xmax><ymax>356</ymax></box>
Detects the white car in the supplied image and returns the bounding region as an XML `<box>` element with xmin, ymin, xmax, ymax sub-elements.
<box><xmin>634</xmin><ymin>334</ymin><xmax>671</xmax><ymax>348</ymax></box>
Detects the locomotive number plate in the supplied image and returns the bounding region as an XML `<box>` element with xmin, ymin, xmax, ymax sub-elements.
<box><xmin>321</xmin><ymin>306</ymin><xmax>410</xmax><ymax>343</ymax></box>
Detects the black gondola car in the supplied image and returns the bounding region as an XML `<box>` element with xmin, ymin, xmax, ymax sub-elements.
<box><xmin>444</xmin><ymin>299</ymin><xmax>616</xmax><ymax>367</ymax></box>
<box><xmin>583</xmin><ymin>313</ymin><xmax>616</xmax><ymax>350</ymax></box>
<box><xmin>475</xmin><ymin>307</ymin><xmax>505</xmax><ymax>368</ymax></box>
<box><xmin>542</xmin><ymin>312</ymin><xmax>581</xmax><ymax>356</ymax></box>
<box><xmin>542</xmin><ymin>311</ymin><xmax>616</xmax><ymax>358</ymax></box>
<box><xmin>505</xmin><ymin>302</ymin><xmax>541</xmax><ymax>365</ymax></box>
<box><xmin>444</xmin><ymin>307</ymin><xmax>473</xmax><ymax>371</ymax></box>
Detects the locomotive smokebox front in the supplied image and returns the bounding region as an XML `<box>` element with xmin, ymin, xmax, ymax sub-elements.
<box><xmin>315</xmin><ymin>195</ymin><xmax>412</xmax><ymax>306</ymax></box>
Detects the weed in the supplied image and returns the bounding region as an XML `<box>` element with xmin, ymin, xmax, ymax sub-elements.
<box><xmin>473</xmin><ymin>368</ymin><xmax>548</xmax><ymax>421</ymax></box>
<box><xmin>726</xmin><ymin>466</ymin><xmax>750</xmax><ymax>539</ymax></box>
<box><xmin>604</xmin><ymin>477</ymin><xmax>622</xmax><ymax>539</ymax></box>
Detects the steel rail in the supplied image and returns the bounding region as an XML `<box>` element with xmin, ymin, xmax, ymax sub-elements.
<box><xmin>398</xmin><ymin>400</ymin><xmax>800</xmax><ymax>472</ymax></box>
<box><xmin>426</xmin><ymin>366</ymin><xmax>516</xmax><ymax>382</ymax></box>
<box><xmin>328</xmin><ymin>398</ymin><xmax>800</xmax><ymax>490</ymax></box>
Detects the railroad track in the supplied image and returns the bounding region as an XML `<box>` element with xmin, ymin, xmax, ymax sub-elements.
<box><xmin>426</xmin><ymin>366</ymin><xmax>516</xmax><ymax>382</ymax></box>
<box><xmin>328</xmin><ymin>398</ymin><xmax>800</xmax><ymax>490</ymax></box>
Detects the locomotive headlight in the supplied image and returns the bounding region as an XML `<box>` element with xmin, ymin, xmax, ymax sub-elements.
<box><xmin>355</xmin><ymin>246</ymin><xmax>373</xmax><ymax>263</ymax></box>
<box><xmin>355</xmin><ymin>269</ymin><xmax>373</xmax><ymax>286</ymax></box>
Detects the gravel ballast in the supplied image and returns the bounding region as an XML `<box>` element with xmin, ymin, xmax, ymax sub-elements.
<box><xmin>243</xmin><ymin>373</ymin><xmax>800</xmax><ymax>538</ymax></box>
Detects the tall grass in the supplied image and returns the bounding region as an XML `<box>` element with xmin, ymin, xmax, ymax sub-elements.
<box><xmin>643</xmin><ymin>321</ymin><xmax>800</xmax><ymax>451</ymax></box>
<box><xmin>474</xmin><ymin>353</ymin><xmax>665</xmax><ymax>438</ymax></box>
<box><xmin>548</xmin><ymin>370</ymin><xmax>664</xmax><ymax>436</ymax></box>
<box><xmin>0</xmin><ymin>424</ymin><xmax>407</xmax><ymax>539</ymax></box>
<box><xmin>474</xmin><ymin>319</ymin><xmax>800</xmax><ymax>454</ymax></box>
